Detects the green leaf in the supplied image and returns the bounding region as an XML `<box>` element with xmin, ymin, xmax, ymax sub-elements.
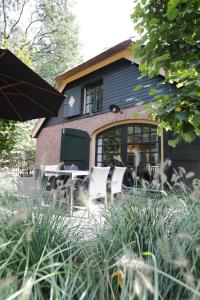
<box><xmin>153</xmin><ymin>53</ymin><xmax>170</xmax><ymax>64</ymax></box>
<box><xmin>142</xmin><ymin>251</ymin><xmax>152</xmax><ymax>256</ymax></box>
<box><xmin>168</xmin><ymin>138</ymin><xmax>179</xmax><ymax>147</ymax></box>
<box><xmin>149</xmin><ymin>18</ymin><xmax>159</xmax><ymax>27</ymax></box>
<box><xmin>166</xmin><ymin>106</ymin><xmax>176</xmax><ymax>113</ymax></box>
<box><xmin>168</xmin><ymin>0</ymin><xmax>181</xmax><ymax>9</ymax></box>
<box><xmin>135</xmin><ymin>3</ymin><xmax>143</xmax><ymax>16</ymax></box>
<box><xmin>149</xmin><ymin>88</ymin><xmax>157</xmax><ymax>95</ymax></box>
<box><xmin>176</xmin><ymin>82</ymin><xmax>184</xmax><ymax>88</ymax></box>
<box><xmin>182</xmin><ymin>131</ymin><xmax>196</xmax><ymax>143</ymax></box>
<box><xmin>176</xmin><ymin>112</ymin><xmax>187</xmax><ymax>121</ymax></box>
<box><xmin>134</xmin><ymin>85</ymin><xmax>142</xmax><ymax>91</ymax></box>
<box><xmin>194</xmin><ymin>127</ymin><xmax>200</xmax><ymax>136</ymax></box>
<box><xmin>167</xmin><ymin>7</ymin><xmax>180</xmax><ymax>20</ymax></box>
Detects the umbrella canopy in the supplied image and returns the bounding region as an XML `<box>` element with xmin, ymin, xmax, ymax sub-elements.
<box><xmin>0</xmin><ymin>49</ymin><xmax>65</xmax><ymax>121</ymax></box>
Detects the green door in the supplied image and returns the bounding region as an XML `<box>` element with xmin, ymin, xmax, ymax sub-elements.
<box><xmin>60</xmin><ymin>128</ymin><xmax>90</xmax><ymax>170</ymax></box>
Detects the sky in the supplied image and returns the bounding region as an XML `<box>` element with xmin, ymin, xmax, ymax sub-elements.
<box><xmin>73</xmin><ymin>0</ymin><xmax>135</xmax><ymax>61</ymax></box>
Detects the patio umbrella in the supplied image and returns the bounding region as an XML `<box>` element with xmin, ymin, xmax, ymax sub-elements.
<box><xmin>0</xmin><ymin>49</ymin><xmax>65</xmax><ymax>121</ymax></box>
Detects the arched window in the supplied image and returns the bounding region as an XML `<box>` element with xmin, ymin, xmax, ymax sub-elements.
<box><xmin>96</xmin><ymin>124</ymin><xmax>160</xmax><ymax>180</ymax></box>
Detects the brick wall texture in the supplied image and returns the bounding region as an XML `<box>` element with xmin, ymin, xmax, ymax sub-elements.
<box><xmin>35</xmin><ymin>105</ymin><xmax>153</xmax><ymax>168</ymax></box>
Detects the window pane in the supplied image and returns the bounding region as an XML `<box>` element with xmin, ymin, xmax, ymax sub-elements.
<box><xmin>128</xmin><ymin>127</ymin><xmax>133</xmax><ymax>134</ymax></box>
<box><xmin>103</xmin><ymin>138</ymin><xmax>108</xmax><ymax>146</ymax></box>
<box><xmin>151</xmin><ymin>133</ymin><xmax>158</xmax><ymax>142</ymax></box>
<box><xmin>151</xmin><ymin>143</ymin><xmax>158</xmax><ymax>152</ymax></box>
<box><xmin>116</xmin><ymin>128</ymin><xmax>121</xmax><ymax>136</ymax></box>
<box><xmin>151</xmin><ymin>127</ymin><xmax>157</xmax><ymax>133</ymax></box>
<box><xmin>151</xmin><ymin>153</ymin><xmax>159</xmax><ymax>164</ymax></box>
<box><xmin>143</xmin><ymin>127</ymin><xmax>150</xmax><ymax>133</ymax></box>
<box><xmin>85</xmin><ymin>92</ymin><xmax>95</xmax><ymax>113</ymax></box>
<box><xmin>135</xmin><ymin>126</ymin><xmax>141</xmax><ymax>134</ymax></box>
<box><xmin>95</xmin><ymin>87</ymin><xmax>103</xmax><ymax>112</ymax></box>
<box><xmin>143</xmin><ymin>133</ymin><xmax>150</xmax><ymax>143</ymax></box>
<box><xmin>85</xmin><ymin>104</ymin><xmax>90</xmax><ymax>114</ymax></box>
<box><xmin>86</xmin><ymin>95</ymin><xmax>91</xmax><ymax>105</ymax></box>
<box><xmin>97</xmin><ymin>138</ymin><xmax>102</xmax><ymax>146</ymax></box>
<box><xmin>143</xmin><ymin>144</ymin><xmax>151</xmax><ymax>151</ymax></box>
<box><xmin>97</xmin><ymin>147</ymin><xmax>102</xmax><ymax>154</ymax></box>
<box><xmin>134</xmin><ymin>135</ymin><xmax>141</xmax><ymax>143</ymax></box>
<box><xmin>145</xmin><ymin>152</ymin><xmax>150</xmax><ymax>161</ymax></box>
<box><xmin>97</xmin><ymin>154</ymin><xmax>102</xmax><ymax>161</ymax></box>
<box><xmin>84</xmin><ymin>82</ymin><xmax>103</xmax><ymax>114</ymax></box>
<box><xmin>128</xmin><ymin>135</ymin><xmax>133</xmax><ymax>143</ymax></box>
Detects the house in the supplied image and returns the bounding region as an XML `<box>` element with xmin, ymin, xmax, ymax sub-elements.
<box><xmin>33</xmin><ymin>40</ymin><xmax>200</xmax><ymax>181</ymax></box>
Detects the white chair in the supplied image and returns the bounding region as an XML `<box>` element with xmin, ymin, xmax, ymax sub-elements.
<box><xmin>110</xmin><ymin>167</ymin><xmax>126</xmax><ymax>204</ymax></box>
<box><xmin>71</xmin><ymin>167</ymin><xmax>110</xmax><ymax>216</ymax></box>
<box><xmin>40</xmin><ymin>164</ymin><xmax>59</xmax><ymax>190</ymax></box>
<box><xmin>88</xmin><ymin>166</ymin><xmax>110</xmax><ymax>207</ymax></box>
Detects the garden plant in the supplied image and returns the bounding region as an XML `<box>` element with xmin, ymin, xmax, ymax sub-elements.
<box><xmin>0</xmin><ymin>168</ymin><xmax>200</xmax><ymax>299</ymax></box>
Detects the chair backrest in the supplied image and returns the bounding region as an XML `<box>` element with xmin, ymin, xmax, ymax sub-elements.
<box><xmin>110</xmin><ymin>167</ymin><xmax>126</xmax><ymax>194</ymax></box>
<box><xmin>44</xmin><ymin>165</ymin><xmax>58</xmax><ymax>172</ymax></box>
<box><xmin>151</xmin><ymin>166</ymin><xmax>159</xmax><ymax>173</ymax></box>
<box><xmin>64</xmin><ymin>164</ymin><xmax>79</xmax><ymax>170</ymax></box>
<box><xmin>40</xmin><ymin>164</ymin><xmax>58</xmax><ymax>176</ymax></box>
<box><xmin>88</xmin><ymin>167</ymin><xmax>110</xmax><ymax>200</ymax></box>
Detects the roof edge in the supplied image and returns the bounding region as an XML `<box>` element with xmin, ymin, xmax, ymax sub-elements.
<box><xmin>56</xmin><ymin>39</ymin><xmax>133</xmax><ymax>81</ymax></box>
<box><xmin>32</xmin><ymin>118</ymin><xmax>46</xmax><ymax>138</ymax></box>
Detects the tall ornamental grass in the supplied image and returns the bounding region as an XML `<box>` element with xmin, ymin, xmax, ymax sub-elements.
<box><xmin>0</xmin><ymin>181</ymin><xmax>200</xmax><ymax>298</ymax></box>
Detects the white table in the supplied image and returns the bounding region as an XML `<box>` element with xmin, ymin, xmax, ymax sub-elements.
<box><xmin>44</xmin><ymin>169</ymin><xmax>89</xmax><ymax>215</ymax></box>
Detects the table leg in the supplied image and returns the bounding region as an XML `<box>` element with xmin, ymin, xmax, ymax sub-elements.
<box><xmin>69</xmin><ymin>179</ymin><xmax>74</xmax><ymax>216</ymax></box>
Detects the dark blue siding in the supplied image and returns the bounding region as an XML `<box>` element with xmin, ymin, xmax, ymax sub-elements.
<box><xmin>45</xmin><ymin>59</ymin><xmax>176</xmax><ymax>127</ymax></box>
<box><xmin>164</xmin><ymin>131</ymin><xmax>200</xmax><ymax>178</ymax></box>
<box><xmin>103</xmin><ymin>64</ymin><xmax>173</xmax><ymax>111</ymax></box>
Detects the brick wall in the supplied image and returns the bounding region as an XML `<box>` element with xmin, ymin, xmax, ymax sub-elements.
<box><xmin>35</xmin><ymin>105</ymin><xmax>154</xmax><ymax>168</ymax></box>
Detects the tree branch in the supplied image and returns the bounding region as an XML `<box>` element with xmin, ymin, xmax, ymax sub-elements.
<box><xmin>24</xmin><ymin>17</ymin><xmax>43</xmax><ymax>36</ymax></box>
<box><xmin>8</xmin><ymin>0</ymin><xmax>31</xmax><ymax>38</ymax></box>
<box><xmin>27</xmin><ymin>28</ymin><xmax>43</xmax><ymax>49</ymax></box>
<box><xmin>28</xmin><ymin>30</ymin><xmax>56</xmax><ymax>51</ymax></box>
<box><xmin>19</xmin><ymin>26</ymin><xmax>44</xmax><ymax>52</ymax></box>
<box><xmin>2</xmin><ymin>0</ymin><xmax>7</xmax><ymax>39</ymax></box>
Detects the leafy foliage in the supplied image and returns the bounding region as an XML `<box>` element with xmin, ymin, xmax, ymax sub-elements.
<box><xmin>0</xmin><ymin>119</ymin><xmax>16</xmax><ymax>158</ymax></box>
<box><xmin>0</xmin><ymin>120</ymin><xmax>36</xmax><ymax>172</ymax></box>
<box><xmin>0</xmin><ymin>0</ymin><xmax>81</xmax><ymax>164</ymax></box>
<box><xmin>131</xmin><ymin>0</ymin><xmax>200</xmax><ymax>146</ymax></box>
<box><xmin>4</xmin><ymin>121</ymin><xmax>36</xmax><ymax>171</ymax></box>
<box><xmin>0</xmin><ymin>0</ymin><xmax>81</xmax><ymax>84</ymax></box>
<box><xmin>33</xmin><ymin>0</ymin><xmax>82</xmax><ymax>83</ymax></box>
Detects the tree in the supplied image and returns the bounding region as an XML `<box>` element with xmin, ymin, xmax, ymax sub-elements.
<box><xmin>0</xmin><ymin>0</ymin><xmax>37</xmax><ymax>65</ymax></box>
<box><xmin>131</xmin><ymin>0</ymin><xmax>200</xmax><ymax>146</ymax></box>
<box><xmin>0</xmin><ymin>120</ymin><xmax>17</xmax><ymax>160</ymax></box>
<box><xmin>0</xmin><ymin>0</ymin><xmax>81</xmax><ymax>165</ymax></box>
<box><xmin>2</xmin><ymin>121</ymin><xmax>36</xmax><ymax>174</ymax></box>
<box><xmin>33</xmin><ymin>0</ymin><xmax>82</xmax><ymax>84</ymax></box>
<box><xmin>0</xmin><ymin>0</ymin><xmax>81</xmax><ymax>84</ymax></box>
